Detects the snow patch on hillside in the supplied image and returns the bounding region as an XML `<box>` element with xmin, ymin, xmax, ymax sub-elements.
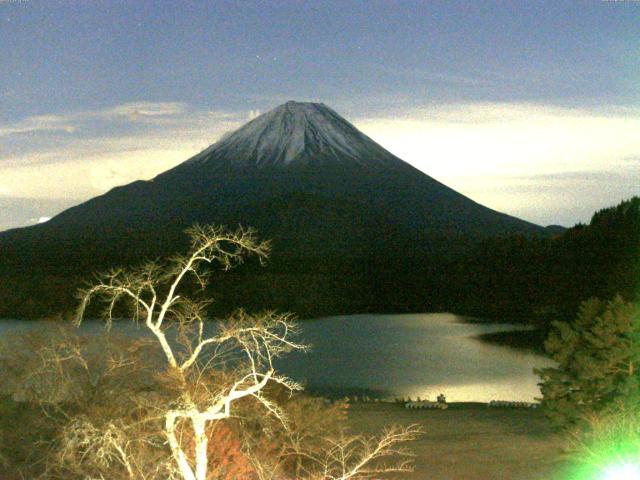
<box><xmin>184</xmin><ymin>101</ymin><xmax>403</xmax><ymax>168</ymax></box>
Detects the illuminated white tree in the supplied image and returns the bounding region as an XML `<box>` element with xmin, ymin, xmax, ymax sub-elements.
<box><xmin>75</xmin><ymin>224</ymin><xmax>420</xmax><ymax>480</ymax></box>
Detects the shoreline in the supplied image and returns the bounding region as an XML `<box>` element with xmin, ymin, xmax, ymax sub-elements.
<box><xmin>474</xmin><ymin>328</ymin><xmax>548</xmax><ymax>354</ymax></box>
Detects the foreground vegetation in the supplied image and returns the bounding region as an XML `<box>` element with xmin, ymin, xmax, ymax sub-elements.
<box><xmin>346</xmin><ymin>402</ymin><xmax>566</xmax><ymax>480</ymax></box>
<box><xmin>0</xmin><ymin>225</ymin><xmax>420</xmax><ymax>479</ymax></box>
<box><xmin>535</xmin><ymin>295</ymin><xmax>640</xmax><ymax>478</ymax></box>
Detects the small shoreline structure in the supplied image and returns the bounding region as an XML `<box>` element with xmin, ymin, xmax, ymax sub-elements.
<box><xmin>405</xmin><ymin>400</ymin><xmax>448</xmax><ymax>410</ymax></box>
<box><xmin>323</xmin><ymin>393</ymin><xmax>540</xmax><ymax>411</ymax></box>
<box><xmin>405</xmin><ymin>393</ymin><xmax>449</xmax><ymax>409</ymax></box>
<box><xmin>487</xmin><ymin>400</ymin><xmax>539</xmax><ymax>409</ymax></box>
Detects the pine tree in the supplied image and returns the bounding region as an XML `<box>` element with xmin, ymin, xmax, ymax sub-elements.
<box><xmin>536</xmin><ymin>296</ymin><xmax>640</xmax><ymax>431</ymax></box>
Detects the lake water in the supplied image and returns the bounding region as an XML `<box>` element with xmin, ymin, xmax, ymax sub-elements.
<box><xmin>0</xmin><ymin>313</ymin><xmax>553</xmax><ymax>403</ymax></box>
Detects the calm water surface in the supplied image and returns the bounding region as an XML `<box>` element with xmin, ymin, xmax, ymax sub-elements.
<box><xmin>0</xmin><ymin>313</ymin><xmax>553</xmax><ymax>402</ymax></box>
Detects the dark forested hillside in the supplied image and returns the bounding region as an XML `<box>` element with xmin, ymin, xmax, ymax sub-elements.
<box><xmin>450</xmin><ymin>197</ymin><xmax>640</xmax><ymax>326</ymax></box>
<box><xmin>1</xmin><ymin>197</ymin><xmax>637</xmax><ymax>323</ymax></box>
<box><xmin>0</xmin><ymin>197</ymin><xmax>636</xmax><ymax>323</ymax></box>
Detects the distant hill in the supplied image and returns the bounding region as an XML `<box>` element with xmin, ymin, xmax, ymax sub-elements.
<box><xmin>544</xmin><ymin>225</ymin><xmax>567</xmax><ymax>236</ymax></box>
<box><xmin>449</xmin><ymin>197</ymin><xmax>640</xmax><ymax>324</ymax></box>
<box><xmin>0</xmin><ymin>101</ymin><xmax>548</xmax><ymax>318</ymax></box>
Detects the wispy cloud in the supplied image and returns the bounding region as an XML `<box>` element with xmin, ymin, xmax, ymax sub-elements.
<box><xmin>103</xmin><ymin>101</ymin><xmax>188</xmax><ymax>119</ymax></box>
<box><xmin>369</xmin><ymin>64</ymin><xmax>495</xmax><ymax>88</ymax></box>
<box><xmin>0</xmin><ymin>114</ymin><xmax>77</xmax><ymax>136</ymax></box>
<box><xmin>355</xmin><ymin>103</ymin><xmax>640</xmax><ymax>225</ymax></box>
<box><xmin>0</xmin><ymin>101</ymin><xmax>194</xmax><ymax>138</ymax></box>
<box><xmin>460</xmin><ymin>167</ymin><xmax>640</xmax><ymax>227</ymax></box>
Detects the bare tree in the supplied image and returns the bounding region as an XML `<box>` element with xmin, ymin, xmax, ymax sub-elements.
<box><xmin>292</xmin><ymin>424</ymin><xmax>422</xmax><ymax>480</ymax></box>
<box><xmin>243</xmin><ymin>424</ymin><xmax>421</xmax><ymax>480</ymax></box>
<box><xmin>76</xmin><ymin>225</ymin><xmax>304</xmax><ymax>480</ymax></box>
<box><xmin>0</xmin><ymin>322</ymin><xmax>165</xmax><ymax>479</ymax></box>
<box><xmin>71</xmin><ymin>224</ymin><xmax>421</xmax><ymax>480</ymax></box>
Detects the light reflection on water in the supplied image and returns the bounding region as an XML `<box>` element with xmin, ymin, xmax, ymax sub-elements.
<box><xmin>0</xmin><ymin>313</ymin><xmax>553</xmax><ymax>402</ymax></box>
<box><xmin>276</xmin><ymin>313</ymin><xmax>554</xmax><ymax>402</ymax></box>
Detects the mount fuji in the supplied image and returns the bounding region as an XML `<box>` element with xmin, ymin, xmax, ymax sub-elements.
<box><xmin>178</xmin><ymin>101</ymin><xmax>401</xmax><ymax>169</ymax></box>
<box><xmin>0</xmin><ymin>101</ymin><xmax>546</xmax><ymax>316</ymax></box>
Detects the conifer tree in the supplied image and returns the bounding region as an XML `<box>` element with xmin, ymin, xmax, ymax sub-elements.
<box><xmin>536</xmin><ymin>296</ymin><xmax>640</xmax><ymax>431</ymax></box>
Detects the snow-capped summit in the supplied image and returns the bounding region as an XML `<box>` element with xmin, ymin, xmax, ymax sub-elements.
<box><xmin>182</xmin><ymin>101</ymin><xmax>402</xmax><ymax>169</ymax></box>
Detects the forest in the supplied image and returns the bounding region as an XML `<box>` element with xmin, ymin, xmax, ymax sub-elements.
<box><xmin>1</xmin><ymin>197</ymin><xmax>638</xmax><ymax>342</ymax></box>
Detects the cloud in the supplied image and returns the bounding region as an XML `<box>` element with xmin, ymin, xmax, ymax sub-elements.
<box><xmin>507</xmin><ymin>169</ymin><xmax>638</xmax><ymax>183</ymax></box>
<box><xmin>0</xmin><ymin>114</ymin><xmax>77</xmax><ymax>136</ymax></box>
<box><xmin>370</xmin><ymin>64</ymin><xmax>494</xmax><ymax>88</ymax></box>
<box><xmin>452</xmin><ymin>166</ymin><xmax>640</xmax><ymax>227</ymax></box>
<box><xmin>356</xmin><ymin>103</ymin><xmax>640</xmax><ymax>180</ymax></box>
<box><xmin>0</xmin><ymin>101</ymin><xmax>192</xmax><ymax>138</ymax></box>
<box><xmin>103</xmin><ymin>101</ymin><xmax>189</xmax><ymax>122</ymax></box>
<box><xmin>0</xmin><ymin>197</ymin><xmax>77</xmax><ymax>232</ymax></box>
<box><xmin>248</xmin><ymin>109</ymin><xmax>261</xmax><ymax>120</ymax></box>
<box><xmin>0</xmin><ymin>142</ymin><xmax>214</xmax><ymax>199</ymax></box>
<box><xmin>354</xmin><ymin>103</ymin><xmax>640</xmax><ymax>225</ymax></box>
<box><xmin>622</xmin><ymin>155</ymin><xmax>640</xmax><ymax>166</ymax></box>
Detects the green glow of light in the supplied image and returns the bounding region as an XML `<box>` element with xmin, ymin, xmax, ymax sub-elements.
<box><xmin>601</xmin><ymin>462</ymin><xmax>640</xmax><ymax>480</ymax></box>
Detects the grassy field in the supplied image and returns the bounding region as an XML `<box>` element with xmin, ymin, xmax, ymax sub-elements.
<box><xmin>2</xmin><ymin>397</ymin><xmax>579</xmax><ymax>479</ymax></box>
<box><xmin>346</xmin><ymin>402</ymin><xmax>570</xmax><ymax>480</ymax></box>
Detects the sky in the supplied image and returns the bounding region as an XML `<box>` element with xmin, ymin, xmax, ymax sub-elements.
<box><xmin>0</xmin><ymin>0</ymin><xmax>638</xmax><ymax>231</ymax></box>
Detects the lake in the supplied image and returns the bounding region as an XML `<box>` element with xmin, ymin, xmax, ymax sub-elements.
<box><xmin>0</xmin><ymin>313</ymin><xmax>553</xmax><ymax>403</ymax></box>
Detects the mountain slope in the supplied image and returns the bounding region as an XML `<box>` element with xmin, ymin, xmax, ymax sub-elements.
<box><xmin>1</xmin><ymin>101</ymin><xmax>543</xmax><ymax>262</ymax></box>
<box><xmin>0</xmin><ymin>101</ymin><xmax>546</xmax><ymax>317</ymax></box>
